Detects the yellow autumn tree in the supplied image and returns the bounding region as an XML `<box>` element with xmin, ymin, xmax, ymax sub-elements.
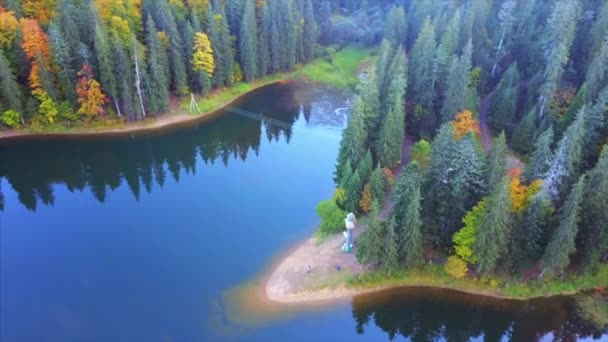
<box><xmin>192</xmin><ymin>32</ymin><xmax>215</xmax><ymax>76</ymax></box>
<box><xmin>0</xmin><ymin>9</ymin><xmax>19</xmax><ymax>48</ymax></box>
<box><xmin>360</xmin><ymin>183</ymin><xmax>372</xmax><ymax>213</ymax></box>
<box><xmin>452</xmin><ymin>110</ymin><xmax>481</xmax><ymax>140</ymax></box>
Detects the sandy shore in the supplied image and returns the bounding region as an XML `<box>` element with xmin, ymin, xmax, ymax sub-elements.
<box><xmin>0</xmin><ymin>80</ymin><xmax>289</xmax><ymax>142</ymax></box>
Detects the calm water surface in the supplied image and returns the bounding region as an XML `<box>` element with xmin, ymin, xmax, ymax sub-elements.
<box><xmin>0</xmin><ymin>83</ymin><xmax>606</xmax><ymax>341</ymax></box>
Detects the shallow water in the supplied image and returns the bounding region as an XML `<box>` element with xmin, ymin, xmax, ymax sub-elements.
<box><xmin>0</xmin><ymin>82</ymin><xmax>605</xmax><ymax>341</ymax></box>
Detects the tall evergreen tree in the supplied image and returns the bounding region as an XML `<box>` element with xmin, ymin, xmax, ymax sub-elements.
<box><xmin>258</xmin><ymin>1</ymin><xmax>271</xmax><ymax>76</ymax></box>
<box><xmin>369</xmin><ymin>166</ymin><xmax>385</xmax><ymax>205</ymax></box>
<box><xmin>525</xmin><ymin>127</ymin><xmax>554</xmax><ymax>181</ymax></box>
<box><xmin>383</xmin><ymin>217</ymin><xmax>400</xmax><ymax>273</ymax></box>
<box><xmin>512</xmin><ymin>106</ymin><xmax>537</xmax><ymax>155</ymax></box>
<box><xmin>579</xmin><ymin>147</ymin><xmax>608</xmax><ymax>270</ymax></box>
<box><xmin>356</xmin><ymin>201</ymin><xmax>384</xmax><ymax>265</ymax></box>
<box><xmin>216</xmin><ymin>5</ymin><xmax>235</xmax><ymax>86</ymax></box>
<box><xmin>302</xmin><ymin>0</ymin><xmax>316</xmax><ymax>62</ymax></box>
<box><xmin>239</xmin><ymin>0</ymin><xmax>258</xmax><ymax>81</ymax></box>
<box><xmin>489</xmin><ymin>63</ymin><xmax>519</xmax><ymax>133</ymax></box>
<box><xmin>512</xmin><ymin>193</ymin><xmax>553</xmax><ymax>268</ymax></box>
<box><xmin>335</xmin><ymin>94</ymin><xmax>368</xmax><ymax>184</ymax></box>
<box><xmin>441</xmin><ymin>40</ymin><xmax>472</xmax><ymax>123</ymax></box>
<box><xmin>94</xmin><ymin>22</ymin><xmax>120</xmax><ymax>116</ymax></box>
<box><xmin>165</xmin><ymin>3</ymin><xmax>188</xmax><ymax>94</ymax></box>
<box><xmin>384</xmin><ymin>6</ymin><xmax>407</xmax><ymax>46</ymax></box>
<box><xmin>0</xmin><ymin>51</ymin><xmax>23</xmax><ymax>115</ymax></box>
<box><xmin>491</xmin><ymin>0</ymin><xmax>516</xmax><ymax>77</ymax></box>
<box><xmin>377</xmin><ymin>49</ymin><xmax>407</xmax><ymax>168</ymax></box>
<box><xmin>433</xmin><ymin>8</ymin><xmax>461</xmax><ymax>93</ymax></box>
<box><xmin>144</xmin><ymin>16</ymin><xmax>169</xmax><ymax>113</ymax></box>
<box><xmin>345</xmin><ymin>168</ymin><xmax>363</xmax><ymax>213</ymax></box>
<box><xmin>410</xmin><ymin>18</ymin><xmax>437</xmax><ymax>111</ymax></box>
<box><xmin>537</xmin><ymin>0</ymin><xmax>580</xmax><ymax>120</ymax></box>
<box><xmin>474</xmin><ymin>179</ymin><xmax>512</xmax><ymax>274</ymax></box>
<box><xmin>486</xmin><ymin>131</ymin><xmax>507</xmax><ymax>191</ymax></box>
<box><xmin>542</xmin><ymin>175</ymin><xmax>585</xmax><ymax>274</ymax></box>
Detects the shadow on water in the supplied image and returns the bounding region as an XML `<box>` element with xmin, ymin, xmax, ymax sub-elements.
<box><xmin>0</xmin><ymin>82</ymin><xmax>343</xmax><ymax>212</ymax></box>
<box><xmin>351</xmin><ymin>287</ymin><xmax>608</xmax><ymax>341</ymax></box>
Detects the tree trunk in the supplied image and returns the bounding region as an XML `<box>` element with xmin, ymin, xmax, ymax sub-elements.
<box><xmin>134</xmin><ymin>50</ymin><xmax>146</xmax><ymax>119</ymax></box>
<box><xmin>491</xmin><ymin>33</ymin><xmax>505</xmax><ymax>78</ymax></box>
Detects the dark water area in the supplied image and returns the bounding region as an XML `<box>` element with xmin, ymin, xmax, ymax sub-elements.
<box><xmin>0</xmin><ymin>82</ymin><xmax>606</xmax><ymax>341</ymax></box>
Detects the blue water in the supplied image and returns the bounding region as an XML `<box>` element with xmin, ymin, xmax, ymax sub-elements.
<box><xmin>1</xmin><ymin>83</ymin><xmax>606</xmax><ymax>341</ymax></box>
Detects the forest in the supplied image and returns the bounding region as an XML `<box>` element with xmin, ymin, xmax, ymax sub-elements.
<box><xmin>319</xmin><ymin>0</ymin><xmax>608</xmax><ymax>282</ymax></box>
<box><xmin>1</xmin><ymin>0</ymin><xmax>607</xmax><ymax>281</ymax></box>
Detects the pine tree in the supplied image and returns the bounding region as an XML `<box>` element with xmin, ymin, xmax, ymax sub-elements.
<box><xmin>239</xmin><ymin>0</ymin><xmax>258</xmax><ymax>81</ymax></box>
<box><xmin>48</xmin><ymin>21</ymin><xmax>75</xmax><ymax>99</ymax></box>
<box><xmin>345</xmin><ymin>168</ymin><xmax>363</xmax><ymax>213</ymax></box>
<box><xmin>584</xmin><ymin>34</ymin><xmax>608</xmax><ymax>100</ymax></box>
<box><xmin>542</xmin><ymin>106</ymin><xmax>587</xmax><ymax>201</ymax></box>
<box><xmin>144</xmin><ymin>16</ymin><xmax>169</xmax><ymax>113</ymax></box>
<box><xmin>491</xmin><ymin>0</ymin><xmax>516</xmax><ymax>77</ymax></box>
<box><xmin>410</xmin><ymin>18</ymin><xmax>437</xmax><ymax>111</ymax></box>
<box><xmin>357</xmin><ymin>150</ymin><xmax>373</xmax><ymax>185</ymax></box>
<box><xmin>375</xmin><ymin>39</ymin><xmax>392</xmax><ymax>106</ymax></box>
<box><xmin>166</xmin><ymin>4</ymin><xmax>188</xmax><ymax>95</ymax></box>
<box><xmin>433</xmin><ymin>8</ymin><xmax>461</xmax><ymax>93</ymax></box>
<box><xmin>384</xmin><ymin>6</ymin><xmax>407</xmax><ymax>46</ymax></box>
<box><xmin>525</xmin><ymin>127</ymin><xmax>554</xmax><ymax>181</ymax></box>
<box><xmin>369</xmin><ymin>167</ymin><xmax>385</xmax><ymax>205</ymax></box>
<box><xmin>474</xmin><ymin>179</ymin><xmax>513</xmax><ymax>274</ymax></box>
<box><xmin>94</xmin><ymin>22</ymin><xmax>120</xmax><ymax>116</ymax></box>
<box><xmin>302</xmin><ymin>0</ymin><xmax>316</xmax><ymax>62</ymax></box>
<box><xmin>490</xmin><ymin>63</ymin><xmax>519</xmax><ymax>133</ymax></box>
<box><xmin>580</xmin><ymin>147</ymin><xmax>608</xmax><ymax>271</ymax></box>
<box><xmin>537</xmin><ymin>0</ymin><xmax>581</xmax><ymax>120</ymax></box>
<box><xmin>441</xmin><ymin>40</ymin><xmax>472</xmax><ymax>123</ymax></box>
<box><xmin>111</xmin><ymin>33</ymin><xmax>137</xmax><ymax>120</ymax></box>
<box><xmin>486</xmin><ymin>131</ymin><xmax>507</xmax><ymax>190</ymax></box>
<box><xmin>257</xmin><ymin>1</ymin><xmax>271</xmax><ymax>76</ymax></box>
<box><xmin>216</xmin><ymin>5</ymin><xmax>235</xmax><ymax>86</ymax></box>
<box><xmin>356</xmin><ymin>201</ymin><xmax>384</xmax><ymax>264</ymax></box>
<box><xmin>383</xmin><ymin>217</ymin><xmax>400</xmax><ymax>273</ymax></box>
<box><xmin>512</xmin><ymin>106</ymin><xmax>537</xmax><ymax>155</ymax></box>
<box><xmin>0</xmin><ymin>50</ymin><xmax>23</xmax><ymax>115</ymax></box>
<box><xmin>512</xmin><ymin>193</ymin><xmax>552</xmax><ymax>268</ymax></box>
<box><xmin>542</xmin><ymin>175</ymin><xmax>585</xmax><ymax>274</ymax></box>
<box><xmin>334</xmin><ymin>94</ymin><xmax>368</xmax><ymax>184</ymax></box>
<box><xmin>399</xmin><ymin>184</ymin><xmax>423</xmax><ymax>267</ymax></box>
<box><xmin>377</xmin><ymin>50</ymin><xmax>407</xmax><ymax>168</ymax></box>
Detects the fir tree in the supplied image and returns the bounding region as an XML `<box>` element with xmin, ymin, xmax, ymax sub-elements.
<box><xmin>369</xmin><ymin>167</ymin><xmax>385</xmax><ymax>205</ymax></box>
<box><xmin>239</xmin><ymin>0</ymin><xmax>258</xmax><ymax>82</ymax></box>
<box><xmin>345</xmin><ymin>168</ymin><xmax>363</xmax><ymax>213</ymax></box>
<box><xmin>217</xmin><ymin>5</ymin><xmax>235</xmax><ymax>86</ymax></box>
<box><xmin>383</xmin><ymin>217</ymin><xmax>400</xmax><ymax>273</ymax></box>
<box><xmin>335</xmin><ymin>95</ymin><xmax>368</xmax><ymax>184</ymax></box>
<box><xmin>580</xmin><ymin>147</ymin><xmax>608</xmax><ymax>271</ymax></box>
<box><xmin>486</xmin><ymin>131</ymin><xmax>507</xmax><ymax>190</ymax></box>
<box><xmin>525</xmin><ymin>127</ymin><xmax>554</xmax><ymax>181</ymax></box>
<box><xmin>474</xmin><ymin>179</ymin><xmax>513</xmax><ymax>274</ymax></box>
<box><xmin>358</xmin><ymin>150</ymin><xmax>373</xmax><ymax>185</ymax></box>
<box><xmin>356</xmin><ymin>201</ymin><xmax>384</xmax><ymax>265</ymax></box>
<box><xmin>0</xmin><ymin>51</ymin><xmax>23</xmax><ymax>115</ymax></box>
<box><xmin>512</xmin><ymin>107</ymin><xmax>537</xmax><ymax>155</ymax></box>
<box><xmin>144</xmin><ymin>16</ymin><xmax>169</xmax><ymax>113</ymax></box>
<box><xmin>384</xmin><ymin>6</ymin><xmax>407</xmax><ymax>46</ymax></box>
<box><xmin>400</xmin><ymin>184</ymin><xmax>423</xmax><ymax>267</ymax></box>
<box><xmin>410</xmin><ymin>18</ymin><xmax>437</xmax><ymax>111</ymax></box>
<box><xmin>302</xmin><ymin>0</ymin><xmax>316</xmax><ymax>62</ymax></box>
<box><xmin>94</xmin><ymin>22</ymin><xmax>120</xmax><ymax>116</ymax></box>
<box><xmin>441</xmin><ymin>40</ymin><xmax>472</xmax><ymax>123</ymax></box>
<box><xmin>542</xmin><ymin>175</ymin><xmax>585</xmax><ymax>274</ymax></box>
<box><xmin>258</xmin><ymin>1</ymin><xmax>271</xmax><ymax>76</ymax></box>
<box><xmin>490</xmin><ymin>63</ymin><xmax>519</xmax><ymax>133</ymax></box>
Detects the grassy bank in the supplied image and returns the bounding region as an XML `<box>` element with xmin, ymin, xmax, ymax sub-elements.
<box><xmin>1</xmin><ymin>46</ymin><xmax>373</xmax><ymax>138</ymax></box>
<box><xmin>346</xmin><ymin>264</ymin><xmax>608</xmax><ymax>300</ymax></box>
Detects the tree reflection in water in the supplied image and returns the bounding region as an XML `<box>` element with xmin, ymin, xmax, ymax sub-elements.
<box><xmin>0</xmin><ymin>83</ymin><xmax>341</xmax><ymax>211</ymax></box>
<box><xmin>351</xmin><ymin>287</ymin><xmax>607</xmax><ymax>341</ymax></box>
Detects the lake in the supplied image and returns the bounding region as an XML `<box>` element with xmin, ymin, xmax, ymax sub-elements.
<box><xmin>0</xmin><ymin>82</ymin><xmax>606</xmax><ymax>341</ymax></box>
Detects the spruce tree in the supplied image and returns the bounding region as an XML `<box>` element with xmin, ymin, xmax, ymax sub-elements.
<box><xmin>433</xmin><ymin>8</ymin><xmax>461</xmax><ymax>93</ymax></box>
<box><xmin>441</xmin><ymin>40</ymin><xmax>472</xmax><ymax>123</ymax></box>
<box><xmin>358</xmin><ymin>150</ymin><xmax>373</xmax><ymax>185</ymax></box>
<box><xmin>474</xmin><ymin>179</ymin><xmax>513</xmax><ymax>274</ymax></box>
<box><xmin>377</xmin><ymin>49</ymin><xmax>407</xmax><ymax>168</ymax></box>
<box><xmin>166</xmin><ymin>5</ymin><xmax>188</xmax><ymax>94</ymax></box>
<box><xmin>217</xmin><ymin>5</ymin><xmax>235</xmax><ymax>86</ymax></box>
<box><xmin>258</xmin><ymin>2</ymin><xmax>271</xmax><ymax>76</ymax></box>
<box><xmin>410</xmin><ymin>18</ymin><xmax>437</xmax><ymax>111</ymax></box>
<box><xmin>512</xmin><ymin>107</ymin><xmax>537</xmax><ymax>155</ymax></box>
<box><xmin>375</xmin><ymin>40</ymin><xmax>393</xmax><ymax>106</ymax></box>
<box><xmin>490</xmin><ymin>63</ymin><xmax>519</xmax><ymax>133</ymax></box>
<box><xmin>384</xmin><ymin>6</ymin><xmax>407</xmax><ymax>46</ymax></box>
<box><xmin>334</xmin><ymin>95</ymin><xmax>368</xmax><ymax>184</ymax></box>
<box><xmin>542</xmin><ymin>175</ymin><xmax>585</xmax><ymax>274</ymax></box>
<box><xmin>486</xmin><ymin>131</ymin><xmax>507</xmax><ymax>191</ymax></box>
<box><xmin>145</xmin><ymin>16</ymin><xmax>169</xmax><ymax>113</ymax></box>
<box><xmin>369</xmin><ymin>167</ymin><xmax>385</xmax><ymax>205</ymax></box>
<box><xmin>94</xmin><ymin>22</ymin><xmax>120</xmax><ymax>115</ymax></box>
<box><xmin>400</xmin><ymin>185</ymin><xmax>423</xmax><ymax>267</ymax></box>
<box><xmin>302</xmin><ymin>0</ymin><xmax>316</xmax><ymax>62</ymax></box>
<box><xmin>383</xmin><ymin>217</ymin><xmax>400</xmax><ymax>273</ymax></box>
<box><xmin>239</xmin><ymin>0</ymin><xmax>258</xmax><ymax>82</ymax></box>
<box><xmin>580</xmin><ymin>147</ymin><xmax>608</xmax><ymax>271</ymax></box>
<box><xmin>356</xmin><ymin>201</ymin><xmax>384</xmax><ymax>265</ymax></box>
<box><xmin>512</xmin><ymin>193</ymin><xmax>552</xmax><ymax>269</ymax></box>
<box><xmin>345</xmin><ymin>169</ymin><xmax>363</xmax><ymax>213</ymax></box>
<box><xmin>0</xmin><ymin>51</ymin><xmax>23</xmax><ymax>114</ymax></box>
<box><xmin>525</xmin><ymin>127</ymin><xmax>554</xmax><ymax>181</ymax></box>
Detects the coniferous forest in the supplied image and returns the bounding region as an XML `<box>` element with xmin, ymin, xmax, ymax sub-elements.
<box><xmin>1</xmin><ymin>0</ymin><xmax>607</xmax><ymax>282</ymax></box>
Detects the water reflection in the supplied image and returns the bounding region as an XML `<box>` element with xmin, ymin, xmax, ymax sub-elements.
<box><xmin>351</xmin><ymin>288</ymin><xmax>607</xmax><ymax>341</ymax></box>
<box><xmin>0</xmin><ymin>83</ymin><xmax>345</xmax><ymax>211</ymax></box>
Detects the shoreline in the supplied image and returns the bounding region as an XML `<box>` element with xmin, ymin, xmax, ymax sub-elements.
<box><xmin>264</xmin><ymin>232</ymin><xmax>604</xmax><ymax>304</ymax></box>
<box><xmin>0</xmin><ymin>79</ymin><xmax>292</xmax><ymax>142</ymax></box>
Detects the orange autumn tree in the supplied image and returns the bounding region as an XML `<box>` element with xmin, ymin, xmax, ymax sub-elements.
<box><xmin>76</xmin><ymin>64</ymin><xmax>108</xmax><ymax>118</ymax></box>
<box><xmin>452</xmin><ymin>110</ymin><xmax>481</xmax><ymax>140</ymax></box>
<box><xmin>360</xmin><ymin>183</ymin><xmax>372</xmax><ymax>213</ymax></box>
<box><xmin>508</xmin><ymin>167</ymin><xmax>543</xmax><ymax>212</ymax></box>
<box><xmin>21</xmin><ymin>18</ymin><xmax>53</xmax><ymax>90</ymax></box>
